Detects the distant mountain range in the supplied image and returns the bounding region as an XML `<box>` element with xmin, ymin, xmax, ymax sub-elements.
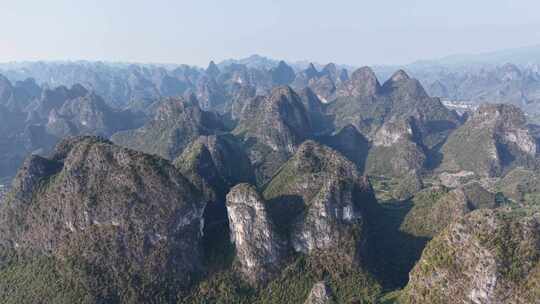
<box><xmin>1</xmin><ymin>47</ymin><xmax>540</xmax><ymax>303</ymax></box>
<box><xmin>2</xmin><ymin>44</ymin><xmax>540</xmax><ymax>109</ymax></box>
<box><xmin>411</xmin><ymin>44</ymin><xmax>540</xmax><ymax>67</ymax></box>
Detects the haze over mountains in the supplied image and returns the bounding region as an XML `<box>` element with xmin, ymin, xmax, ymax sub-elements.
<box><xmin>4</xmin><ymin>45</ymin><xmax>540</xmax><ymax>112</ymax></box>
<box><xmin>0</xmin><ymin>46</ymin><xmax>540</xmax><ymax>303</ymax></box>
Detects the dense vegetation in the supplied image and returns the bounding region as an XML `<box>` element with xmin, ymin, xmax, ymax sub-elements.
<box><xmin>0</xmin><ymin>59</ymin><xmax>539</xmax><ymax>303</ymax></box>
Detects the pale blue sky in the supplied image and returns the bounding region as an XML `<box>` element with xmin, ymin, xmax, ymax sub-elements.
<box><xmin>1</xmin><ymin>0</ymin><xmax>539</xmax><ymax>66</ymax></box>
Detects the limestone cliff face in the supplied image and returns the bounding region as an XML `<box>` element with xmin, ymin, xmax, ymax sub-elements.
<box><xmin>366</xmin><ymin>118</ymin><xmax>426</xmax><ymax>177</ymax></box>
<box><xmin>372</xmin><ymin>117</ymin><xmax>415</xmax><ymax>147</ymax></box>
<box><xmin>403</xmin><ymin>209</ymin><xmax>540</xmax><ymax>304</ymax></box>
<box><xmin>304</xmin><ymin>281</ymin><xmax>335</xmax><ymax>304</ymax></box>
<box><xmin>441</xmin><ymin>103</ymin><xmax>537</xmax><ymax>177</ymax></box>
<box><xmin>226</xmin><ymin>183</ymin><xmax>285</xmax><ymax>285</ymax></box>
<box><xmin>291</xmin><ymin>177</ymin><xmax>365</xmax><ymax>258</ymax></box>
<box><xmin>473</xmin><ymin>104</ymin><xmax>535</xmax><ymax>153</ymax></box>
<box><xmin>263</xmin><ymin>141</ymin><xmax>376</xmax><ymax>263</ymax></box>
<box><xmin>0</xmin><ymin>136</ymin><xmax>206</xmax><ymax>300</ymax></box>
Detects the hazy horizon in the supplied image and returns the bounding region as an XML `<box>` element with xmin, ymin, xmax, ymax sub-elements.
<box><xmin>2</xmin><ymin>1</ymin><xmax>540</xmax><ymax>67</ymax></box>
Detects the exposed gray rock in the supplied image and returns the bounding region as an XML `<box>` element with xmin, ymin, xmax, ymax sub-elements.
<box><xmin>291</xmin><ymin>177</ymin><xmax>364</xmax><ymax>257</ymax></box>
<box><xmin>366</xmin><ymin>118</ymin><xmax>426</xmax><ymax>177</ymax></box>
<box><xmin>304</xmin><ymin>281</ymin><xmax>335</xmax><ymax>304</ymax></box>
<box><xmin>439</xmin><ymin>171</ymin><xmax>476</xmax><ymax>188</ymax></box>
<box><xmin>403</xmin><ymin>209</ymin><xmax>540</xmax><ymax>304</ymax></box>
<box><xmin>263</xmin><ymin>141</ymin><xmax>376</xmax><ymax>263</ymax></box>
<box><xmin>226</xmin><ymin>183</ymin><xmax>285</xmax><ymax>285</ymax></box>
<box><xmin>235</xmin><ymin>86</ymin><xmax>312</xmax><ymax>154</ymax></box>
<box><xmin>441</xmin><ymin>103</ymin><xmax>538</xmax><ymax>177</ymax></box>
<box><xmin>234</xmin><ymin>86</ymin><xmax>312</xmax><ymax>183</ymax></box>
<box><xmin>372</xmin><ymin>117</ymin><xmax>415</xmax><ymax>147</ymax></box>
<box><xmin>329</xmin><ymin>68</ymin><xmax>460</xmax><ymax>152</ymax></box>
<box><xmin>0</xmin><ymin>136</ymin><xmax>206</xmax><ymax>299</ymax></box>
<box><xmin>308</xmin><ymin>75</ymin><xmax>336</xmax><ymax>103</ymax></box>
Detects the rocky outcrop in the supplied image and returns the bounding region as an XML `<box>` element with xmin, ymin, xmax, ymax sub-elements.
<box><xmin>112</xmin><ymin>95</ymin><xmax>226</xmax><ymax>159</ymax></box>
<box><xmin>0</xmin><ymin>184</ymin><xmax>8</xmax><ymax>204</ymax></box>
<box><xmin>438</xmin><ymin>170</ymin><xmax>476</xmax><ymax>188</ymax></box>
<box><xmin>304</xmin><ymin>281</ymin><xmax>335</xmax><ymax>304</ymax></box>
<box><xmin>0</xmin><ymin>136</ymin><xmax>206</xmax><ymax>301</ymax></box>
<box><xmin>402</xmin><ymin>209</ymin><xmax>540</xmax><ymax>304</ymax></box>
<box><xmin>441</xmin><ymin>104</ymin><xmax>537</xmax><ymax>177</ymax></box>
<box><xmin>263</xmin><ymin>141</ymin><xmax>376</xmax><ymax>263</ymax></box>
<box><xmin>226</xmin><ymin>183</ymin><xmax>285</xmax><ymax>285</ymax></box>
<box><xmin>329</xmin><ymin>69</ymin><xmax>460</xmax><ymax>151</ymax></box>
<box><xmin>174</xmin><ymin>134</ymin><xmax>255</xmax><ymax>202</ymax></box>
<box><xmin>235</xmin><ymin>86</ymin><xmax>312</xmax><ymax>153</ymax></box>
<box><xmin>291</xmin><ymin>176</ymin><xmax>366</xmax><ymax>258</ymax></box>
<box><xmin>366</xmin><ymin>118</ymin><xmax>426</xmax><ymax>177</ymax></box>
<box><xmin>234</xmin><ymin>86</ymin><xmax>313</xmax><ymax>183</ymax></box>
<box><xmin>372</xmin><ymin>117</ymin><xmax>415</xmax><ymax>147</ymax></box>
